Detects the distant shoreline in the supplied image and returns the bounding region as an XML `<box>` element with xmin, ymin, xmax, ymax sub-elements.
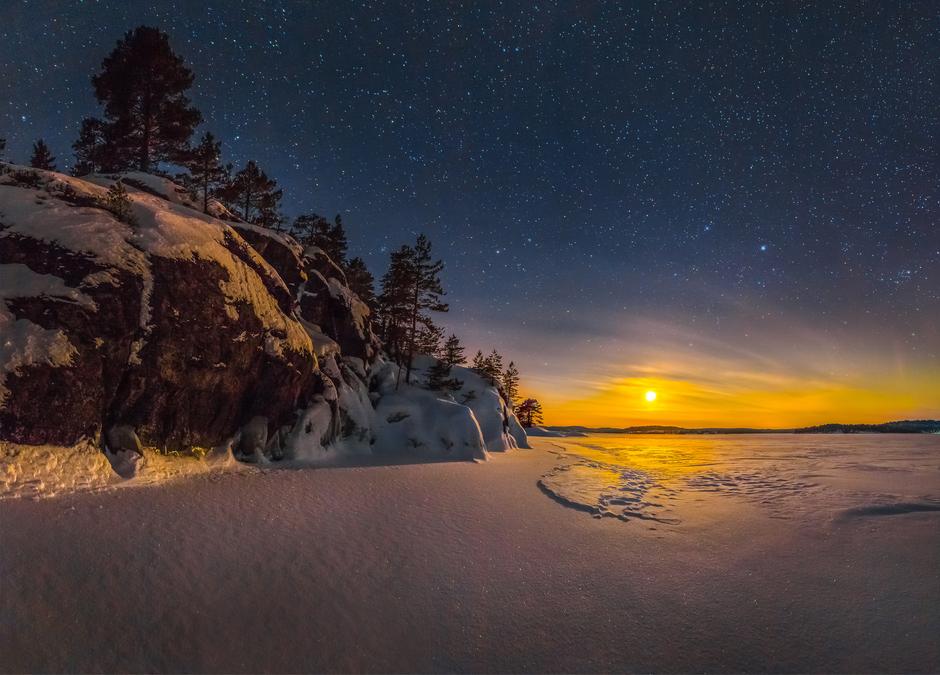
<box><xmin>537</xmin><ymin>419</ymin><xmax>940</xmax><ymax>436</ymax></box>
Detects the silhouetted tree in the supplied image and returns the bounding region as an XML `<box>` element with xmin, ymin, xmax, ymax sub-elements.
<box><xmin>378</xmin><ymin>234</ymin><xmax>448</xmax><ymax>385</ymax></box>
<box><xmin>514</xmin><ymin>398</ymin><xmax>543</xmax><ymax>428</ymax></box>
<box><xmin>292</xmin><ymin>213</ymin><xmax>348</xmax><ymax>264</ymax></box>
<box><xmin>442</xmin><ymin>334</ymin><xmax>465</xmax><ymax>366</ymax></box>
<box><xmin>219</xmin><ymin>160</ymin><xmax>281</xmax><ymax>224</ymax></box>
<box><xmin>346</xmin><ymin>257</ymin><xmax>377</xmax><ymax>310</ymax></box>
<box><xmin>182</xmin><ymin>132</ymin><xmax>228</xmax><ymax>213</ymax></box>
<box><xmin>378</xmin><ymin>244</ymin><xmax>416</xmax><ymax>365</ymax></box>
<box><xmin>255</xmin><ymin>190</ymin><xmax>285</xmax><ymax>230</ymax></box>
<box><xmin>29</xmin><ymin>139</ymin><xmax>56</xmax><ymax>170</ymax></box>
<box><xmin>88</xmin><ymin>26</ymin><xmax>201</xmax><ymax>171</ymax></box>
<box><xmin>428</xmin><ymin>333</ymin><xmax>465</xmax><ymax>392</ymax></box>
<box><xmin>472</xmin><ymin>349</ymin><xmax>503</xmax><ymax>385</ymax></box>
<box><xmin>0</xmin><ymin>136</ymin><xmax>6</xmax><ymax>159</ymax></box>
<box><xmin>72</xmin><ymin>118</ymin><xmax>107</xmax><ymax>175</ymax></box>
<box><xmin>503</xmin><ymin>361</ymin><xmax>520</xmax><ymax>406</ymax></box>
<box><xmin>292</xmin><ymin>213</ymin><xmax>328</xmax><ymax>245</ymax></box>
<box><xmin>414</xmin><ymin>321</ymin><xmax>445</xmax><ymax>358</ymax></box>
<box><xmin>403</xmin><ymin>235</ymin><xmax>448</xmax><ymax>385</ymax></box>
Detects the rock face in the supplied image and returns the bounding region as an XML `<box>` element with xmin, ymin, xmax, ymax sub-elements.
<box><xmin>0</xmin><ymin>164</ymin><xmax>317</xmax><ymax>453</ymax></box>
<box><xmin>0</xmin><ymin>163</ymin><xmax>526</xmax><ymax>483</ymax></box>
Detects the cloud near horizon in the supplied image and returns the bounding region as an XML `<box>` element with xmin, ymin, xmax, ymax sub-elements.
<box><xmin>456</xmin><ymin>300</ymin><xmax>939</xmax><ymax>428</ymax></box>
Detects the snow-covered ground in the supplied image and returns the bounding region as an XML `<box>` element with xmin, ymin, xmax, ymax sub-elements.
<box><xmin>1</xmin><ymin>436</ymin><xmax>937</xmax><ymax>673</ymax></box>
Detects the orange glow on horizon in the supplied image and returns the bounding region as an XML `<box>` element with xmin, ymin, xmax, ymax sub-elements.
<box><xmin>524</xmin><ymin>367</ymin><xmax>940</xmax><ymax>429</ymax></box>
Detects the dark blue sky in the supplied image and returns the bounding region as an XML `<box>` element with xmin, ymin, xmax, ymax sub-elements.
<box><xmin>2</xmin><ymin>1</ymin><xmax>938</xmax><ymax>416</ymax></box>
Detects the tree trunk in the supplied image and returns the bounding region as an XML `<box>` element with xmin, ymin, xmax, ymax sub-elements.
<box><xmin>140</xmin><ymin>75</ymin><xmax>153</xmax><ymax>172</ymax></box>
<box><xmin>404</xmin><ymin>281</ymin><xmax>419</xmax><ymax>385</ymax></box>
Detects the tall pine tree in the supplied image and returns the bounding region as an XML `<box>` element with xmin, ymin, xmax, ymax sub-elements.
<box><xmin>0</xmin><ymin>136</ymin><xmax>6</xmax><ymax>159</ymax></box>
<box><xmin>378</xmin><ymin>244</ymin><xmax>415</xmax><ymax>363</ymax></box>
<box><xmin>346</xmin><ymin>257</ymin><xmax>377</xmax><ymax>311</ymax></box>
<box><xmin>29</xmin><ymin>139</ymin><xmax>56</xmax><ymax>170</ymax></box>
<box><xmin>88</xmin><ymin>26</ymin><xmax>201</xmax><ymax>172</ymax></box>
<box><xmin>402</xmin><ymin>235</ymin><xmax>448</xmax><ymax>384</ymax></box>
<box><xmin>219</xmin><ymin>160</ymin><xmax>282</xmax><ymax>224</ymax></box>
<box><xmin>182</xmin><ymin>132</ymin><xmax>228</xmax><ymax>213</ymax></box>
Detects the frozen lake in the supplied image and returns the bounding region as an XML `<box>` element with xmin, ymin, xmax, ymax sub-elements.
<box><xmin>2</xmin><ymin>437</ymin><xmax>938</xmax><ymax>672</ymax></box>
<box><xmin>539</xmin><ymin>433</ymin><xmax>940</xmax><ymax>525</ymax></box>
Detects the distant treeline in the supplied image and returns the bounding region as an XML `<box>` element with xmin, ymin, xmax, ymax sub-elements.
<box><xmin>791</xmin><ymin>420</ymin><xmax>940</xmax><ymax>434</ymax></box>
<box><xmin>546</xmin><ymin>420</ymin><xmax>940</xmax><ymax>435</ymax></box>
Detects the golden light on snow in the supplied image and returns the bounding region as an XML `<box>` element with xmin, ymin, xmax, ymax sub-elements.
<box><xmin>645</xmin><ymin>390</ymin><xmax>657</xmax><ymax>402</ymax></box>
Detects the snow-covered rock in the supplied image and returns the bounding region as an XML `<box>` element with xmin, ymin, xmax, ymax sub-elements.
<box><xmin>0</xmin><ymin>163</ymin><xmax>527</xmax><ymax>494</ymax></box>
<box><xmin>0</xmin><ymin>163</ymin><xmax>316</xmax><ymax>453</ymax></box>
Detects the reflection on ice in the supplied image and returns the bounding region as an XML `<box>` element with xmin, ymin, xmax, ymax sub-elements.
<box><xmin>538</xmin><ymin>434</ymin><xmax>940</xmax><ymax>525</ymax></box>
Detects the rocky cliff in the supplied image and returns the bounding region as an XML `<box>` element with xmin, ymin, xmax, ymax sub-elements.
<box><xmin>0</xmin><ymin>163</ymin><xmax>526</xmax><ymax>490</ymax></box>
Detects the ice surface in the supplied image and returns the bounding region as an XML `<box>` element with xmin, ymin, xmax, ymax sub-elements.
<box><xmin>538</xmin><ymin>433</ymin><xmax>940</xmax><ymax>524</ymax></box>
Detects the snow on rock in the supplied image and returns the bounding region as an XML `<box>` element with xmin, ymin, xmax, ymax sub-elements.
<box><xmin>0</xmin><ymin>163</ymin><xmax>316</xmax><ymax>452</ymax></box>
<box><xmin>406</xmin><ymin>355</ymin><xmax>530</xmax><ymax>452</ymax></box>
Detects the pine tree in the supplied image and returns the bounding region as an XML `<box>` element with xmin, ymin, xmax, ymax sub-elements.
<box><xmin>403</xmin><ymin>234</ymin><xmax>448</xmax><ymax>385</ymax></box>
<box><xmin>472</xmin><ymin>349</ymin><xmax>503</xmax><ymax>385</ymax></box>
<box><xmin>88</xmin><ymin>26</ymin><xmax>201</xmax><ymax>172</ymax></box>
<box><xmin>292</xmin><ymin>213</ymin><xmax>329</xmax><ymax>246</ymax></box>
<box><xmin>29</xmin><ymin>139</ymin><xmax>56</xmax><ymax>170</ymax></box>
<box><xmin>377</xmin><ymin>234</ymin><xmax>448</xmax><ymax>385</ymax></box>
<box><xmin>292</xmin><ymin>213</ymin><xmax>348</xmax><ymax>264</ymax></box>
<box><xmin>428</xmin><ymin>359</ymin><xmax>461</xmax><ymax>392</ymax></box>
<box><xmin>378</xmin><ymin>244</ymin><xmax>416</xmax><ymax>363</ymax></box>
<box><xmin>255</xmin><ymin>190</ymin><xmax>285</xmax><ymax>230</ymax></box>
<box><xmin>182</xmin><ymin>132</ymin><xmax>228</xmax><ymax>213</ymax></box>
<box><xmin>503</xmin><ymin>361</ymin><xmax>520</xmax><ymax>406</ymax></box>
<box><xmin>414</xmin><ymin>321</ymin><xmax>445</xmax><ymax>358</ymax></box>
<box><xmin>442</xmin><ymin>334</ymin><xmax>465</xmax><ymax>366</ymax></box>
<box><xmin>103</xmin><ymin>180</ymin><xmax>135</xmax><ymax>225</ymax></box>
<box><xmin>218</xmin><ymin>160</ymin><xmax>282</xmax><ymax>224</ymax></box>
<box><xmin>328</xmin><ymin>215</ymin><xmax>349</xmax><ymax>266</ymax></box>
<box><xmin>514</xmin><ymin>398</ymin><xmax>544</xmax><ymax>428</ymax></box>
<box><xmin>0</xmin><ymin>136</ymin><xmax>6</xmax><ymax>159</ymax></box>
<box><xmin>72</xmin><ymin>118</ymin><xmax>107</xmax><ymax>175</ymax></box>
<box><xmin>345</xmin><ymin>257</ymin><xmax>377</xmax><ymax>310</ymax></box>
<box><xmin>487</xmin><ymin>349</ymin><xmax>504</xmax><ymax>377</ymax></box>
<box><xmin>428</xmin><ymin>333</ymin><xmax>465</xmax><ymax>392</ymax></box>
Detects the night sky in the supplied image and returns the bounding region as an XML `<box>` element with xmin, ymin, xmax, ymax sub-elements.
<box><xmin>2</xmin><ymin>1</ymin><xmax>938</xmax><ymax>425</ymax></box>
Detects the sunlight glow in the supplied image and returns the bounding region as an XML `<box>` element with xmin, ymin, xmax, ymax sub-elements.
<box><xmin>645</xmin><ymin>390</ymin><xmax>657</xmax><ymax>402</ymax></box>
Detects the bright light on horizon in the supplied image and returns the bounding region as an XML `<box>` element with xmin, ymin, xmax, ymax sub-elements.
<box><xmin>645</xmin><ymin>390</ymin><xmax>657</xmax><ymax>402</ymax></box>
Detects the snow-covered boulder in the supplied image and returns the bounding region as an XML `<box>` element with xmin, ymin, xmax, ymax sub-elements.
<box><xmin>0</xmin><ymin>163</ymin><xmax>317</xmax><ymax>454</ymax></box>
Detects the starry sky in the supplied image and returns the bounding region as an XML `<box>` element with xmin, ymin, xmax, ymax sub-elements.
<box><xmin>2</xmin><ymin>1</ymin><xmax>938</xmax><ymax>426</ymax></box>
